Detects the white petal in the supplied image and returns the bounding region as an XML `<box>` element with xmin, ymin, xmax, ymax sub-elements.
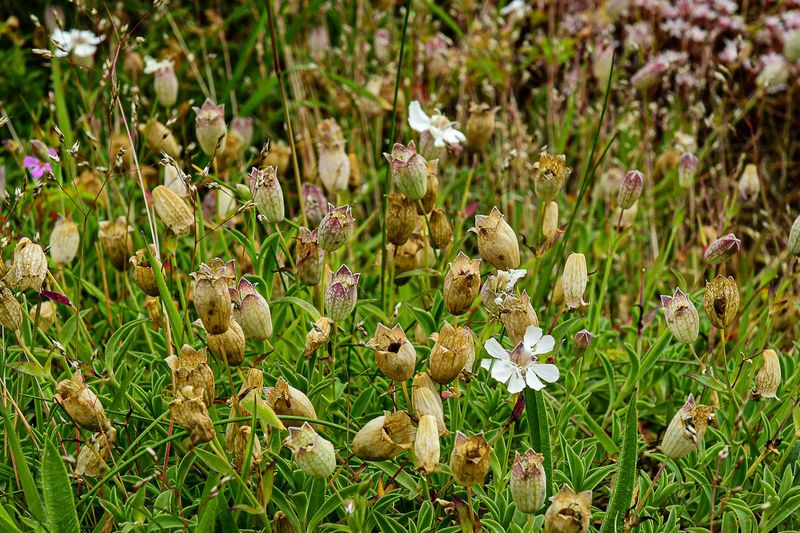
<box><xmin>506</xmin><ymin>369</ymin><xmax>526</xmax><ymax>393</ymax></box>
<box><xmin>531</xmin><ymin>334</ymin><xmax>556</xmax><ymax>355</ymax></box>
<box><xmin>444</xmin><ymin>127</ymin><xmax>467</xmax><ymax>143</ymax></box>
<box><xmin>484</xmin><ymin>338</ymin><xmax>509</xmax><ymax>360</ymax></box>
<box><xmin>531</xmin><ymin>363</ymin><xmax>560</xmax><ymax>383</ymax></box>
<box><xmin>430</xmin><ymin>128</ymin><xmax>447</xmax><ymax>147</ymax></box>
<box><xmin>480</xmin><ymin>359</ymin><xmax>491</xmax><ymax>370</ymax></box>
<box><xmin>408</xmin><ymin>101</ymin><xmax>431</xmax><ymax>132</ymax></box>
<box><xmin>490</xmin><ymin>360</ymin><xmax>516</xmax><ymax>383</ymax></box>
<box><xmin>506</xmin><ymin>269</ymin><xmax>527</xmax><ymax>290</ymax></box>
<box><xmin>74</xmin><ymin>44</ymin><xmax>97</xmax><ymax>57</ymax></box>
<box><xmin>523</xmin><ymin>326</ymin><xmax>543</xmax><ymax>350</ymax></box>
<box><xmin>525</xmin><ymin>370</ymin><xmax>545</xmax><ymax>390</ymax></box>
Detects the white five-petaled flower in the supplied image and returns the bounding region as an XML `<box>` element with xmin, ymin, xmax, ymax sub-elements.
<box><xmin>408</xmin><ymin>101</ymin><xmax>467</xmax><ymax>148</ymax></box>
<box><xmin>481</xmin><ymin>325</ymin><xmax>559</xmax><ymax>394</ymax></box>
<box><xmin>144</xmin><ymin>55</ymin><xmax>174</xmax><ymax>74</ymax></box>
<box><xmin>51</xmin><ymin>29</ymin><xmax>103</xmax><ymax>58</ymax></box>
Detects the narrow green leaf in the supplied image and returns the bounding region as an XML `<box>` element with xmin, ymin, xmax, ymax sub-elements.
<box><xmin>599</xmin><ymin>390</ymin><xmax>638</xmax><ymax>533</ymax></box>
<box><xmin>525</xmin><ymin>388</ymin><xmax>553</xmax><ymax>501</ymax></box>
<box><xmin>0</xmin><ymin>403</ymin><xmax>45</xmax><ymax>523</ymax></box>
<box><xmin>271</xmin><ymin>296</ymin><xmax>321</xmax><ymax>321</ymax></box>
<box><xmin>42</xmin><ymin>439</ymin><xmax>79</xmax><ymax>533</ymax></box>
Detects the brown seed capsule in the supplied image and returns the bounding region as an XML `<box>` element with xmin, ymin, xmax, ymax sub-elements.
<box><xmin>153</xmin><ymin>185</ymin><xmax>194</xmax><ymax>235</ymax></box>
<box><xmin>264</xmin><ymin>377</ymin><xmax>318</xmax><ymax>427</ymax></box>
<box><xmin>753</xmin><ymin>349</ymin><xmax>781</xmax><ymax>400</ymax></box>
<box><xmin>191</xmin><ymin>258</ymin><xmax>235</xmax><ymax>334</ymax></box>
<box><xmin>166</xmin><ymin>344</ymin><xmax>215</xmax><ymax>407</ymax></box>
<box><xmin>562</xmin><ymin>253</ymin><xmax>589</xmax><ymax>311</ymax></box>
<box><xmin>295</xmin><ymin>227</ymin><xmax>325</xmax><ymax>286</ymax></box>
<box><xmin>352</xmin><ymin>411</ymin><xmax>416</xmax><ymax>461</ymax></box>
<box><xmin>368</xmin><ymin>323</ymin><xmax>417</xmax><ymax>381</ymax></box>
<box><xmin>472</xmin><ymin>207</ymin><xmax>520</xmax><ymax>270</ymax></box>
<box><xmin>130</xmin><ymin>245</ymin><xmax>161</xmax><ymax>297</ymax></box>
<box><xmin>429</xmin><ymin>208</ymin><xmax>454</xmax><ymax>249</ymax></box>
<box><xmin>273</xmin><ymin>512</ymin><xmax>297</xmax><ymax>533</ymax></box>
<box><xmin>542</xmin><ymin>201</ymin><xmax>559</xmax><ymax>244</ymax></box>
<box><xmin>7</xmin><ymin>238</ymin><xmax>47</xmax><ymax>292</ymax></box>
<box><xmin>231</xmin><ymin>425</ymin><xmax>262</xmax><ymax>473</ymax></box>
<box><xmin>98</xmin><ymin>217</ymin><xmax>134</xmax><ymax>271</ymax></box>
<box><xmin>29</xmin><ymin>300</ymin><xmax>56</xmax><ymax>333</ymax></box>
<box><xmin>429</xmin><ymin>322</ymin><xmax>470</xmax><ymax>384</ymax></box>
<box><xmin>499</xmin><ymin>290</ymin><xmax>539</xmax><ymax>345</ymax></box>
<box><xmin>418</xmin><ymin>160</ymin><xmax>440</xmax><ymax>214</ymax></box>
<box><xmin>544</xmin><ymin>485</ymin><xmax>592</xmax><ymax>533</ymax></box>
<box><xmin>443</xmin><ymin>252</ymin><xmax>481</xmax><ymax>316</ymax></box>
<box><xmin>703</xmin><ymin>275</ymin><xmax>739</xmax><ymax>329</ymax></box>
<box><xmin>660</xmin><ymin>394</ymin><xmax>715</xmax><ymax>460</ymax></box>
<box><xmin>50</xmin><ymin>218</ymin><xmax>80</xmax><ymax>266</ymax></box>
<box><xmin>75</xmin><ymin>427</ymin><xmax>116</xmax><ymax>478</ymax></box>
<box><xmin>0</xmin><ymin>283</ymin><xmax>23</xmax><ymax>331</ymax></box>
<box><xmin>412</xmin><ymin>372</ymin><xmax>447</xmax><ymax>435</ymax></box>
<box><xmin>142</xmin><ymin>118</ymin><xmax>181</xmax><ymax>159</ymax></box>
<box><xmin>414</xmin><ymin>415</ymin><xmax>440</xmax><ymax>475</ymax></box>
<box><xmin>449</xmin><ymin>431</ymin><xmax>492</xmax><ymax>487</ymax></box>
<box><xmin>386</xmin><ymin>193</ymin><xmax>417</xmax><ymax>246</ymax></box>
<box><xmin>533</xmin><ymin>152</ymin><xmax>571</xmax><ymax>202</ymax></box>
<box><xmin>466</xmin><ymin>103</ymin><xmax>499</xmax><ymax>153</ymax></box>
<box><xmin>53</xmin><ymin>370</ymin><xmax>110</xmax><ymax>431</ymax></box>
<box><xmin>145</xmin><ymin>296</ymin><xmax>161</xmax><ymax>331</ymax></box>
<box><xmin>317</xmin><ymin>118</ymin><xmax>350</xmax><ymax>195</ymax></box>
<box><xmin>205</xmin><ymin>318</ymin><xmax>246</xmax><ymax>366</ymax></box>
<box><xmin>511</xmin><ymin>449</ymin><xmax>546</xmax><ymax>514</ymax></box>
<box><xmin>303</xmin><ymin>317</ymin><xmax>333</xmax><ymax>357</ymax></box>
<box><xmin>170</xmin><ymin>386</ymin><xmax>215</xmax><ymax>447</ymax></box>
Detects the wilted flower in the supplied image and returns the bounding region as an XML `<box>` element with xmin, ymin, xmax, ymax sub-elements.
<box><xmin>152</xmin><ymin>185</ymin><xmax>194</xmax><ymax>235</ymax></box>
<box><xmin>660</xmin><ymin>288</ymin><xmax>699</xmax><ymax>344</ymax></box>
<box><xmin>230</xmin><ymin>278</ymin><xmax>272</xmax><ymax>341</ymax></box>
<box><xmin>76</xmin><ymin>428</ymin><xmax>116</xmax><ymax>478</ymax></box>
<box><xmin>480</xmin><ymin>269</ymin><xmax>527</xmax><ymax>316</ymax></box>
<box><xmin>0</xmin><ymin>283</ymin><xmax>22</xmax><ymax>331</ymax></box>
<box><xmin>511</xmin><ymin>449</ymin><xmax>546</xmax><ymax>514</ymax></box>
<box><xmin>317</xmin><ymin>119</ymin><xmax>350</xmax><ymax>195</ymax></box>
<box><xmin>368</xmin><ymin>323</ymin><xmax>416</xmax><ymax>381</ymax></box>
<box><xmin>170</xmin><ymin>386</ymin><xmax>215</xmax><ymax>446</ymax></box>
<box><xmin>544</xmin><ymin>485</ymin><xmax>592</xmax><ymax>533</ymax></box>
<box><xmin>205</xmin><ymin>318</ymin><xmax>246</xmax><ymax>366</ymax></box>
<box><xmin>99</xmin><ymin>217</ymin><xmax>134</xmax><ymax>272</ymax></box>
<box><xmin>562</xmin><ymin>253</ymin><xmax>588</xmax><ymax>310</ymax></box>
<box><xmin>265</xmin><ymin>378</ymin><xmax>318</xmax><ymax>427</ymax></box>
<box><xmin>54</xmin><ymin>370</ymin><xmax>110</xmax><ymax>431</ymax></box>
<box><xmin>130</xmin><ymin>245</ymin><xmax>161</xmax><ymax>297</ymax></box>
<box><xmin>443</xmin><ymin>252</ymin><xmax>481</xmax><ymax>316</ymax></box>
<box><xmin>678</xmin><ymin>152</ymin><xmax>698</xmax><ymax>188</ymax></box>
<box><xmin>753</xmin><ymin>349</ymin><xmax>781</xmax><ymax>400</ymax></box>
<box><xmin>302</xmin><ymin>183</ymin><xmax>328</xmax><ymax>226</ymax></box>
<box><xmin>703</xmin><ymin>275</ymin><xmax>739</xmax><ymax>329</ymax></box>
<box><xmin>325</xmin><ymin>265</ymin><xmax>359</xmax><ymax>323</ymax></box>
<box><xmin>249</xmin><ymin>166</ymin><xmax>284</xmax><ymax>223</ymax></box>
<box><xmin>194</xmin><ymin>99</ymin><xmax>227</xmax><ymax>156</ymax></box>
<box><xmin>166</xmin><ymin>344</ymin><xmax>215</xmax><ymax>407</ymax></box>
<box><xmin>481</xmin><ymin>325</ymin><xmax>559</xmax><ymax>394</ymax></box>
<box><xmin>450</xmin><ymin>432</ymin><xmax>492</xmax><ymax>487</ymax></box>
<box><xmin>466</xmin><ymin>103</ymin><xmax>499</xmax><ymax>153</ymax></box>
<box><xmin>617</xmin><ymin>170</ymin><xmax>644</xmax><ymax>209</ymax></box>
<box><xmin>412</xmin><ymin>372</ymin><xmax>446</xmax><ymax>435</ymax></box>
<box><xmin>303</xmin><ymin>316</ymin><xmax>333</xmax><ymax>357</ymax></box>
<box><xmin>661</xmin><ymin>394</ymin><xmax>715</xmax><ymax>460</ymax></box>
<box><xmin>408</xmin><ymin>101</ymin><xmax>466</xmax><ymax>160</ymax></box>
<box><xmin>353</xmin><ymin>411</ymin><xmax>415</xmax><ymax>460</ymax></box>
<box><xmin>50</xmin><ymin>217</ymin><xmax>80</xmax><ymax>266</ymax></box>
<box><xmin>318</xmin><ymin>204</ymin><xmax>355</xmax><ymax>252</ymax></box>
<box><xmin>386</xmin><ymin>193</ymin><xmax>417</xmax><ymax>246</ymax></box>
<box><xmin>7</xmin><ymin>237</ymin><xmax>48</xmax><ymax>292</ymax></box>
<box><xmin>284</xmin><ymin>422</ymin><xmax>336</xmax><ymax>478</ymax></box>
<box><xmin>51</xmin><ymin>28</ymin><xmax>103</xmax><ymax>58</ymax></box>
<box><xmin>472</xmin><ymin>207</ymin><xmax>520</xmax><ymax>270</ymax></box>
<box><xmin>144</xmin><ymin>56</ymin><xmax>178</xmax><ymax>107</ymax></box>
<box><xmin>414</xmin><ymin>415</ymin><xmax>440</xmax><ymax>475</ymax></box>
<box><xmin>192</xmin><ymin>258</ymin><xmax>235</xmax><ymax>334</ymax></box>
<box><xmin>429</xmin><ymin>322</ymin><xmax>471</xmax><ymax>384</ymax></box>
<box><xmin>704</xmin><ymin>233</ymin><xmax>741</xmax><ymax>264</ymax></box>
<box><xmin>533</xmin><ymin>152</ymin><xmax>571</xmax><ymax>202</ymax></box>
<box><xmin>384</xmin><ymin>141</ymin><xmax>428</xmax><ymax>200</ymax></box>
<box><xmin>295</xmin><ymin>227</ymin><xmax>325</xmax><ymax>286</ymax></box>
<box><xmin>738</xmin><ymin>164</ymin><xmax>760</xmax><ymax>202</ymax></box>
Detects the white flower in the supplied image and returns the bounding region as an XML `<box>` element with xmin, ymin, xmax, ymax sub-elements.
<box><xmin>492</xmin><ymin>269</ymin><xmax>527</xmax><ymax>307</ymax></box>
<box><xmin>144</xmin><ymin>55</ymin><xmax>174</xmax><ymax>74</ymax></box>
<box><xmin>480</xmin><ymin>326</ymin><xmax>559</xmax><ymax>394</ymax></box>
<box><xmin>51</xmin><ymin>29</ymin><xmax>103</xmax><ymax>58</ymax></box>
<box><xmin>407</xmin><ymin>101</ymin><xmax>467</xmax><ymax>148</ymax></box>
<box><xmin>500</xmin><ymin>0</ymin><xmax>529</xmax><ymax>18</ymax></box>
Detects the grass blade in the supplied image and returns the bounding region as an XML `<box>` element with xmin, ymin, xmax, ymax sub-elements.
<box><xmin>599</xmin><ymin>388</ymin><xmax>639</xmax><ymax>533</ymax></box>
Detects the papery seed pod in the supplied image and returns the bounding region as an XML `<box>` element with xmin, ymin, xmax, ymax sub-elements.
<box><xmin>265</xmin><ymin>378</ymin><xmax>318</xmax><ymax>427</ymax></box>
<box><xmin>617</xmin><ymin>170</ymin><xmax>644</xmax><ymax>209</ymax></box>
<box><xmin>284</xmin><ymin>422</ymin><xmax>336</xmax><ymax>478</ymax></box>
<box><xmin>386</xmin><ymin>193</ymin><xmax>417</xmax><ymax>246</ymax></box>
<box><xmin>295</xmin><ymin>227</ymin><xmax>325</xmax><ymax>286</ymax></box>
<box><xmin>786</xmin><ymin>29</ymin><xmax>800</xmax><ymax>62</ymax></box>
<box><xmin>231</xmin><ymin>425</ymin><xmax>262</xmax><ymax>472</ymax></box>
<box><xmin>317</xmin><ymin>119</ymin><xmax>350</xmax><ymax>195</ymax></box>
<box><xmin>54</xmin><ymin>370</ymin><xmax>110</xmax><ymax>431</ymax></box>
<box><xmin>170</xmin><ymin>386</ymin><xmax>215</xmax><ymax>446</ymax></box>
<box><xmin>318</xmin><ymin>204</ymin><xmax>355</xmax><ymax>252</ymax></box>
<box><xmin>573</xmin><ymin>329</ymin><xmax>592</xmax><ymax>355</ymax></box>
<box><xmin>142</xmin><ymin>119</ymin><xmax>181</xmax><ymax>158</ymax></box>
<box><xmin>151</xmin><ymin>58</ymin><xmax>178</xmax><ymax>107</ymax></box>
<box><xmin>7</xmin><ymin>238</ymin><xmax>47</xmax><ymax>292</ymax></box>
<box><xmin>29</xmin><ymin>300</ymin><xmax>56</xmax><ymax>332</ymax></box>
<box><xmin>0</xmin><ymin>284</ymin><xmax>23</xmax><ymax>331</ymax></box>
<box><xmin>450</xmin><ymin>431</ymin><xmax>492</xmax><ymax>487</ymax></box>
<box><xmin>273</xmin><ymin>512</ymin><xmax>297</xmax><ymax>533</ymax></box>
<box><xmin>325</xmin><ymin>265</ymin><xmax>359</xmax><ymax>323</ymax></box>
<box><xmin>552</xmin><ymin>277</ymin><xmax>564</xmax><ymax>307</ymax></box>
<box><xmin>412</xmin><ymin>372</ymin><xmax>447</xmax><ymax>435</ymax></box>
<box><xmin>472</xmin><ymin>207</ymin><xmax>520</xmax><ymax>270</ymax></box>
<box><xmin>153</xmin><ymin>184</ymin><xmax>194</xmax><ymax>236</ymax></box>
<box><xmin>790</xmin><ymin>214</ymin><xmax>800</xmax><ymax>256</ymax></box>
<box><xmin>704</xmin><ymin>233</ymin><xmax>741</xmax><ymax>264</ymax></box>
<box><xmin>231</xmin><ymin>117</ymin><xmax>254</xmax><ymax>149</ymax></box>
<box><xmin>303</xmin><ymin>317</ymin><xmax>333</xmax><ymax>357</ymax></box>
<box><xmin>544</xmin><ymin>485</ymin><xmax>592</xmax><ymax>533</ymax></box>
<box><xmin>98</xmin><ymin>217</ymin><xmax>134</xmax><ymax>271</ymax></box>
<box><xmin>661</xmin><ymin>394</ymin><xmax>715</xmax><ymax>460</ymax></box>
<box><xmin>480</xmin><ymin>269</ymin><xmax>527</xmax><ymax>316</ymax></box>
<box><xmin>542</xmin><ymin>201</ymin><xmax>559</xmax><ymax>244</ymax></box>
<box><xmin>230</xmin><ymin>278</ymin><xmax>272</xmax><ymax>341</ymax></box>
<box><xmin>368</xmin><ymin>323</ymin><xmax>416</xmax><ymax>381</ymax></box>
<box><xmin>678</xmin><ymin>152</ymin><xmax>698</xmax><ymax>188</ymax></box>
<box><xmin>205</xmin><ymin>318</ymin><xmax>246</xmax><ymax>366</ymax></box>
<box><xmin>466</xmin><ymin>103</ymin><xmax>499</xmax><ymax>153</ymax></box>
<box><xmin>499</xmin><ymin>290</ymin><xmax>539</xmax><ymax>345</ymax></box>
<box><xmin>50</xmin><ymin>218</ymin><xmax>79</xmax><ymax>266</ymax></box>
<box><xmin>429</xmin><ymin>208</ymin><xmax>453</xmax><ymax>249</ymax></box>
<box><xmin>384</xmin><ymin>141</ymin><xmax>428</xmax><ymax>200</ymax></box>
<box><xmin>414</xmin><ymin>415</ymin><xmax>440</xmax><ymax>475</ymax></box>
<box><xmin>511</xmin><ymin>449</ymin><xmax>546</xmax><ymax>514</ymax></box>
<box><xmin>194</xmin><ymin>99</ymin><xmax>227</xmax><ymax>156</ymax></box>
<box><xmin>123</xmin><ymin>50</ymin><xmax>144</xmax><ymax>78</ymax></box>
<box><xmin>224</xmin><ymin>369</ymin><xmax>265</xmax><ymax>451</ymax></box>
<box><xmin>461</xmin><ymin>329</ymin><xmax>478</xmax><ymax>376</ymax></box>
<box><xmin>145</xmin><ymin>296</ymin><xmax>161</xmax><ymax>331</ymax></box>
<box><xmin>428</xmin><ymin>322</ymin><xmax>470</xmax><ymax>384</ymax></box>
<box><xmin>163</xmin><ymin>163</ymin><xmax>189</xmax><ymax>197</ymax></box>
<box><xmin>130</xmin><ymin>245</ymin><xmax>161</xmax><ymax>297</ymax></box>
<box><xmin>249</xmin><ymin>166</ymin><xmax>284</xmax><ymax>223</ymax></box>
<box><xmin>166</xmin><ymin>344</ymin><xmax>215</xmax><ymax>407</ymax></box>
<box><xmin>443</xmin><ymin>252</ymin><xmax>481</xmax><ymax>316</ymax></box>
<box><xmin>418</xmin><ymin>160</ymin><xmax>440</xmax><ymax>214</ymax></box>
<box><xmin>660</xmin><ymin>288</ymin><xmax>699</xmax><ymax>344</ymax></box>
<box><xmin>348</xmin><ymin>152</ymin><xmax>362</xmax><ymax>189</ymax></box>
<box><xmin>703</xmin><ymin>276</ymin><xmax>739</xmax><ymax>329</ymax></box>
<box><xmin>738</xmin><ymin>164</ymin><xmax>760</xmax><ymax>202</ymax></box>
<box><xmin>753</xmin><ymin>349</ymin><xmax>781</xmax><ymax>400</ymax></box>
<box><xmin>353</xmin><ymin>411</ymin><xmax>416</xmax><ymax>460</ymax></box>
<box><xmin>191</xmin><ymin>258</ymin><xmax>235</xmax><ymax>334</ymax></box>
<box><xmin>562</xmin><ymin>253</ymin><xmax>589</xmax><ymax>310</ymax></box>
<box><xmin>76</xmin><ymin>427</ymin><xmax>116</xmax><ymax>478</ymax></box>
<box><xmin>533</xmin><ymin>152</ymin><xmax>571</xmax><ymax>202</ymax></box>
<box><xmin>302</xmin><ymin>183</ymin><xmax>328</xmax><ymax>226</ymax></box>
<box><xmin>393</xmin><ymin>239</ymin><xmax>421</xmax><ymax>277</ymax></box>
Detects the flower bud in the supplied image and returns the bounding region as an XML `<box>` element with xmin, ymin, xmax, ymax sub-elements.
<box><xmin>414</xmin><ymin>415</ymin><xmax>440</xmax><ymax>475</ymax></box>
<box><xmin>353</xmin><ymin>411</ymin><xmax>415</xmax><ymax>460</ymax></box>
<box><xmin>738</xmin><ymin>164</ymin><xmax>760</xmax><ymax>202</ymax></box>
<box><xmin>753</xmin><ymin>349</ymin><xmax>781</xmax><ymax>400</ymax></box>
<box><xmin>703</xmin><ymin>275</ymin><xmax>739</xmax><ymax>329</ymax></box>
<box><xmin>533</xmin><ymin>152</ymin><xmax>571</xmax><ymax>202</ymax></box>
<box><xmin>660</xmin><ymin>288</ymin><xmax>699</xmax><ymax>344</ymax></box>
<box><xmin>265</xmin><ymin>378</ymin><xmax>318</xmax><ymax>427</ymax></box>
<box><xmin>617</xmin><ymin>170</ymin><xmax>644</xmax><ymax>209</ymax></box>
<box><xmin>678</xmin><ymin>152</ymin><xmax>697</xmax><ymax>188</ymax></box>
<box><xmin>542</xmin><ymin>201</ymin><xmax>560</xmax><ymax>244</ymax></box>
<box><xmin>170</xmin><ymin>386</ymin><xmax>215</xmax><ymax>446</ymax></box>
<box><xmin>660</xmin><ymin>394</ymin><xmax>715</xmax><ymax>460</ymax></box>
<box><xmin>205</xmin><ymin>318</ymin><xmax>246</xmax><ymax>366</ymax></box>
<box><xmin>317</xmin><ymin>119</ymin><xmax>350</xmax><ymax>195</ymax></box>
<box><xmin>429</xmin><ymin>208</ymin><xmax>453</xmax><ymax>249</ymax></box>
<box><xmin>130</xmin><ymin>245</ymin><xmax>161</xmax><ymax>297</ymax></box>
<box><xmin>194</xmin><ymin>99</ymin><xmax>227</xmax><ymax>156</ymax></box>
<box><xmin>50</xmin><ymin>218</ymin><xmax>79</xmax><ymax>266</ymax></box>
<box><xmin>230</xmin><ymin>278</ymin><xmax>272</xmax><ymax>341</ymax></box>
<box><xmin>544</xmin><ymin>485</ymin><xmax>592</xmax><ymax>533</ymax></box>
<box><xmin>562</xmin><ymin>253</ymin><xmax>589</xmax><ymax>310</ymax></box>
<box><xmin>146</xmin><ymin>57</ymin><xmax>178</xmax><ymax>107</ymax></box>
<box><xmin>573</xmin><ymin>329</ymin><xmax>592</xmax><ymax>355</ymax></box>
<box><xmin>318</xmin><ymin>204</ymin><xmax>355</xmax><ymax>252</ymax></box>
<box><xmin>284</xmin><ymin>422</ymin><xmax>336</xmax><ymax>478</ymax></box>
<box><xmin>466</xmin><ymin>103</ymin><xmax>499</xmax><ymax>153</ymax></box>
<box><xmin>429</xmin><ymin>322</ymin><xmax>470</xmax><ymax>384</ymax></box>
<box><xmin>384</xmin><ymin>141</ymin><xmax>428</xmax><ymax>200</ymax></box>
<box><xmin>99</xmin><ymin>217</ymin><xmax>134</xmax><ymax>271</ymax></box>
<box><xmin>325</xmin><ymin>265</ymin><xmax>359</xmax><ymax>323</ymax></box>
<box><xmin>302</xmin><ymin>183</ymin><xmax>328</xmax><ymax>226</ymax></box>
<box><xmin>704</xmin><ymin>233</ymin><xmax>741</xmax><ymax>264</ymax></box>
<box><xmin>142</xmin><ymin>119</ymin><xmax>181</xmax><ymax>159</ymax></box>
<box><xmin>418</xmin><ymin>160</ymin><xmax>440</xmax><ymax>214</ymax></box>
<box><xmin>166</xmin><ymin>344</ymin><xmax>215</xmax><ymax>407</ymax></box>
<box><xmin>511</xmin><ymin>450</ymin><xmax>546</xmax><ymax>514</ymax></box>
<box><xmin>249</xmin><ymin>166</ymin><xmax>284</xmax><ymax>223</ymax></box>
<box><xmin>481</xmin><ymin>269</ymin><xmax>527</xmax><ymax>316</ymax></box>
<box><xmin>54</xmin><ymin>370</ymin><xmax>110</xmax><ymax>431</ymax></box>
<box><xmin>499</xmin><ymin>290</ymin><xmax>539</xmax><ymax>345</ymax></box>
<box><xmin>443</xmin><ymin>252</ymin><xmax>481</xmax><ymax>316</ymax></box>
<box><xmin>472</xmin><ymin>207</ymin><xmax>520</xmax><ymax>270</ymax></box>
<box><xmin>303</xmin><ymin>316</ymin><xmax>333</xmax><ymax>357</ymax></box>
<box><xmin>449</xmin><ymin>432</ymin><xmax>492</xmax><ymax>487</ymax></box>
<box><xmin>295</xmin><ymin>227</ymin><xmax>325</xmax><ymax>286</ymax></box>
<box><xmin>76</xmin><ymin>428</ymin><xmax>116</xmax><ymax>478</ymax></box>
<box><xmin>7</xmin><ymin>238</ymin><xmax>47</xmax><ymax>292</ymax></box>
<box><xmin>368</xmin><ymin>323</ymin><xmax>417</xmax><ymax>381</ymax></box>
<box><xmin>412</xmin><ymin>372</ymin><xmax>447</xmax><ymax>435</ymax></box>
<box><xmin>789</xmin><ymin>214</ymin><xmax>800</xmax><ymax>256</ymax></box>
<box><xmin>191</xmin><ymin>258</ymin><xmax>235</xmax><ymax>334</ymax></box>
<box><xmin>386</xmin><ymin>193</ymin><xmax>417</xmax><ymax>246</ymax></box>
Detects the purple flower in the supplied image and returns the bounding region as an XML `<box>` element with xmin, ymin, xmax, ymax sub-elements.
<box><xmin>23</xmin><ymin>148</ymin><xmax>57</xmax><ymax>179</ymax></box>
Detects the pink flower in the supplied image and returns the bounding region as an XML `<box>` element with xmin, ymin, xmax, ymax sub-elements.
<box><xmin>23</xmin><ymin>148</ymin><xmax>57</xmax><ymax>179</ymax></box>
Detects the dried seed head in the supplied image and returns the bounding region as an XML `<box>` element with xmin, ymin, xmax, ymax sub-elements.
<box><xmin>193</xmin><ymin>99</ymin><xmax>227</xmax><ymax>156</ymax></box>
<box><xmin>429</xmin><ymin>322</ymin><xmax>470</xmax><ymax>384</ymax></box>
<box><xmin>170</xmin><ymin>386</ymin><xmax>215</xmax><ymax>446</ymax></box>
<box><xmin>303</xmin><ymin>317</ymin><xmax>333</xmax><ymax>357</ymax></box>
<box><xmin>54</xmin><ymin>370</ymin><xmax>110</xmax><ymax>431</ymax></box>
<box><xmin>472</xmin><ymin>207</ymin><xmax>520</xmax><ymax>270</ymax></box>
<box><xmin>130</xmin><ymin>245</ymin><xmax>161</xmax><ymax>297</ymax></box>
<box><xmin>249</xmin><ymin>166</ymin><xmax>284</xmax><ymax>223</ymax></box>
<box><xmin>544</xmin><ymin>485</ymin><xmax>592</xmax><ymax>533</ymax></box>
<box><xmin>738</xmin><ymin>164</ymin><xmax>760</xmax><ymax>202</ymax></box>
<box><xmin>265</xmin><ymin>378</ymin><xmax>317</xmax><ymax>427</ymax></box>
<box><xmin>0</xmin><ymin>284</ymin><xmax>23</xmax><ymax>331</ymax></box>
<box><xmin>142</xmin><ymin>119</ymin><xmax>181</xmax><ymax>158</ymax></box>
<box><xmin>230</xmin><ymin>278</ymin><xmax>272</xmax><ymax>341</ymax></box>
<box><xmin>414</xmin><ymin>415</ymin><xmax>440</xmax><ymax>475</ymax></box>
<box><xmin>325</xmin><ymin>265</ymin><xmax>359</xmax><ymax>323</ymax></box>
<box><xmin>295</xmin><ymin>227</ymin><xmax>325</xmax><ymax>286</ymax></box>
<box><xmin>386</xmin><ymin>193</ymin><xmax>418</xmax><ymax>246</ymax></box>
<box><xmin>284</xmin><ymin>422</ymin><xmax>336</xmax><ymax>478</ymax></box>
<box><xmin>533</xmin><ymin>152</ymin><xmax>571</xmax><ymax>202</ymax></box>
<box><xmin>368</xmin><ymin>323</ymin><xmax>417</xmax><ymax>381</ymax></box>
<box><xmin>317</xmin><ymin>119</ymin><xmax>350</xmax><ymax>195</ymax></box>
<box><xmin>273</xmin><ymin>512</ymin><xmax>296</xmax><ymax>533</ymax></box>
<box><xmin>617</xmin><ymin>170</ymin><xmax>644</xmax><ymax>209</ymax></box>
<box><xmin>352</xmin><ymin>411</ymin><xmax>415</xmax><ymax>460</ymax></box>
<box><xmin>7</xmin><ymin>238</ymin><xmax>47</xmax><ymax>292</ymax></box>
<box><xmin>511</xmin><ymin>449</ymin><xmax>546</xmax><ymax>514</ymax></box>
<box><xmin>562</xmin><ymin>253</ymin><xmax>589</xmax><ymax>311</ymax></box>
<box><xmin>412</xmin><ymin>372</ymin><xmax>447</xmax><ymax>435</ymax></box>
<box><xmin>50</xmin><ymin>218</ymin><xmax>79</xmax><ymax>266</ymax></box>
<box><xmin>678</xmin><ymin>152</ymin><xmax>698</xmax><ymax>188</ymax></box>
<box><xmin>153</xmin><ymin>185</ymin><xmax>194</xmax><ymax>235</ymax></box>
<box><xmin>318</xmin><ymin>204</ymin><xmax>355</xmax><ymax>252</ymax></box>
<box><xmin>76</xmin><ymin>428</ymin><xmax>116</xmax><ymax>478</ymax></box>
<box><xmin>704</xmin><ymin>233</ymin><xmax>741</xmax><ymax>264</ymax></box>
<box><xmin>98</xmin><ymin>217</ymin><xmax>134</xmax><ymax>272</ymax></box>
<box><xmin>703</xmin><ymin>275</ymin><xmax>739</xmax><ymax>329</ymax></box>
<box><xmin>191</xmin><ymin>258</ymin><xmax>235</xmax><ymax>334</ymax></box>
<box><xmin>660</xmin><ymin>288</ymin><xmax>700</xmax><ymax>344</ymax></box>
<box><xmin>166</xmin><ymin>344</ymin><xmax>215</xmax><ymax>407</ymax></box>
<box><xmin>466</xmin><ymin>103</ymin><xmax>499</xmax><ymax>153</ymax></box>
<box><xmin>752</xmin><ymin>349</ymin><xmax>781</xmax><ymax>400</ymax></box>
<box><xmin>542</xmin><ymin>201</ymin><xmax>560</xmax><ymax>244</ymax></box>
<box><xmin>660</xmin><ymin>394</ymin><xmax>715</xmax><ymax>460</ymax></box>
<box><xmin>449</xmin><ymin>431</ymin><xmax>492</xmax><ymax>487</ymax></box>
<box><xmin>205</xmin><ymin>318</ymin><xmax>246</xmax><ymax>366</ymax></box>
<box><xmin>499</xmin><ymin>290</ymin><xmax>539</xmax><ymax>345</ymax></box>
<box><xmin>443</xmin><ymin>252</ymin><xmax>481</xmax><ymax>316</ymax></box>
<box><xmin>789</xmin><ymin>214</ymin><xmax>800</xmax><ymax>256</ymax></box>
<box><xmin>429</xmin><ymin>208</ymin><xmax>454</xmax><ymax>249</ymax></box>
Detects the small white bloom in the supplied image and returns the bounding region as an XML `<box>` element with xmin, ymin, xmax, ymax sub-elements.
<box><xmin>500</xmin><ymin>0</ymin><xmax>529</xmax><ymax>18</ymax></box>
<box><xmin>144</xmin><ymin>55</ymin><xmax>174</xmax><ymax>74</ymax></box>
<box><xmin>51</xmin><ymin>29</ymin><xmax>103</xmax><ymax>58</ymax></box>
<box><xmin>407</xmin><ymin>101</ymin><xmax>467</xmax><ymax>148</ymax></box>
<box><xmin>480</xmin><ymin>326</ymin><xmax>559</xmax><ymax>394</ymax></box>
